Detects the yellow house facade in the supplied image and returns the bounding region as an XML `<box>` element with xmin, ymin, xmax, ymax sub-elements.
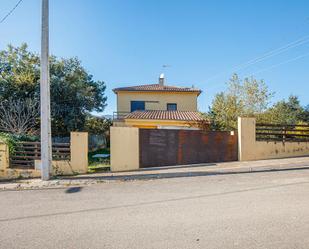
<box><xmin>116</xmin><ymin>91</ymin><xmax>198</xmax><ymax>113</ymax></box>
<box><xmin>113</xmin><ymin>75</ymin><xmax>205</xmax><ymax>129</ymax></box>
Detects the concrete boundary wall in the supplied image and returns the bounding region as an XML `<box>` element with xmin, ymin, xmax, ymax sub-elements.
<box><xmin>110</xmin><ymin>127</ymin><xmax>139</xmax><ymax>172</ymax></box>
<box><xmin>35</xmin><ymin>132</ymin><xmax>89</xmax><ymax>175</ymax></box>
<box><xmin>238</xmin><ymin>117</ymin><xmax>309</xmax><ymax>161</ymax></box>
<box><xmin>0</xmin><ymin>142</ymin><xmax>9</xmax><ymax>171</ymax></box>
<box><xmin>0</xmin><ymin>132</ymin><xmax>88</xmax><ymax>180</ymax></box>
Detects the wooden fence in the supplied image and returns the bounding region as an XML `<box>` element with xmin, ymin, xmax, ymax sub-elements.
<box><xmin>10</xmin><ymin>142</ymin><xmax>71</xmax><ymax>169</ymax></box>
<box><xmin>256</xmin><ymin>123</ymin><xmax>309</xmax><ymax>142</ymax></box>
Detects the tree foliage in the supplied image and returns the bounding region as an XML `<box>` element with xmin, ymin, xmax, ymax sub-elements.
<box><xmin>0</xmin><ymin>44</ymin><xmax>107</xmax><ymax>136</ymax></box>
<box><xmin>208</xmin><ymin>92</ymin><xmax>240</xmax><ymax>130</ymax></box>
<box><xmin>258</xmin><ymin>96</ymin><xmax>307</xmax><ymax>125</ymax></box>
<box><xmin>208</xmin><ymin>74</ymin><xmax>274</xmax><ymax>130</ymax></box>
<box><xmin>208</xmin><ymin>74</ymin><xmax>308</xmax><ymax>130</ymax></box>
<box><xmin>84</xmin><ymin>116</ymin><xmax>112</xmax><ymax>134</ymax></box>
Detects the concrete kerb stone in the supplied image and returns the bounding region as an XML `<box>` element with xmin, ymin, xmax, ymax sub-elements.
<box><xmin>1</xmin><ymin>156</ymin><xmax>309</xmax><ymax>191</ymax></box>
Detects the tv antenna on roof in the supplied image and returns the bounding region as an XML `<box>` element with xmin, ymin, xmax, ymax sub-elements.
<box><xmin>160</xmin><ymin>65</ymin><xmax>171</xmax><ymax>84</ymax></box>
<box><xmin>161</xmin><ymin>64</ymin><xmax>171</xmax><ymax>74</ymax></box>
<box><xmin>162</xmin><ymin>64</ymin><xmax>172</xmax><ymax>68</ymax></box>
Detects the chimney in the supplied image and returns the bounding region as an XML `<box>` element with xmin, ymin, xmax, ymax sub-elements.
<box><xmin>159</xmin><ymin>73</ymin><xmax>164</xmax><ymax>86</ymax></box>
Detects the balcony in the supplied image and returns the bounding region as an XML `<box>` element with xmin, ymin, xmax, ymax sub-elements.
<box><xmin>113</xmin><ymin>112</ymin><xmax>130</xmax><ymax>121</ymax></box>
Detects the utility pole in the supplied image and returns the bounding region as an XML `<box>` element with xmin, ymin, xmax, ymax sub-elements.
<box><xmin>40</xmin><ymin>0</ymin><xmax>52</xmax><ymax>180</ymax></box>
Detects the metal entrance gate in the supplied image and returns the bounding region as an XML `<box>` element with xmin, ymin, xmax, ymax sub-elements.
<box><xmin>139</xmin><ymin>129</ymin><xmax>238</xmax><ymax>168</ymax></box>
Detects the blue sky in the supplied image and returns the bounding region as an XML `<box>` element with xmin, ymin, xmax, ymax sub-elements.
<box><xmin>1</xmin><ymin>0</ymin><xmax>309</xmax><ymax>115</ymax></box>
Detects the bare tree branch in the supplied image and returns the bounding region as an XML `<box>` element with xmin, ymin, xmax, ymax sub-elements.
<box><xmin>0</xmin><ymin>98</ymin><xmax>39</xmax><ymax>135</ymax></box>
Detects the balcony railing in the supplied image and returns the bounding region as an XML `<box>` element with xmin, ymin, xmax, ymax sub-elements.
<box><xmin>113</xmin><ymin>112</ymin><xmax>130</xmax><ymax>120</ymax></box>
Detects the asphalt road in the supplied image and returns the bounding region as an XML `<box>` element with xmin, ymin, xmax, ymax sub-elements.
<box><xmin>1</xmin><ymin>168</ymin><xmax>309</xmax><ymax>249</ymax></box>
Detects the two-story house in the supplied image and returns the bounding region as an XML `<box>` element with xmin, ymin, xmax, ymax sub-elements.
<box><xmin>113</xmin><ymin>74</ymin><xmax>205</xmax><ymax>129</ymax></box>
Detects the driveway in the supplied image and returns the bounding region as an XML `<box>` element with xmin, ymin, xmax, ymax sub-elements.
<box><xmin>1</xmin><ymin>162</ymin><xmax>309</xmax><ymax>249</ymax></box>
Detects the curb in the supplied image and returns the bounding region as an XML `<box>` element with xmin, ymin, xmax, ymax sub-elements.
<box><xmin>1</xmin><ymin>161</ymin><xmax>309</xmax><ymax>191</ymax></box>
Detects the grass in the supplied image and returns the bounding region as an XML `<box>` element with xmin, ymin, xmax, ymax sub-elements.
<box><xmin>88</xmin><ymin>148</ymin><xmax>110</xmax><ymax>173</ymax></box>
<box><xmin>88</xmin><ymin>164</ymin><xmax>110</xmax><ymax>173</ymax></box>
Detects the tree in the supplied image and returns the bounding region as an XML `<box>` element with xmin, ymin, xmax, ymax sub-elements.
<box><xmin>0</xmin><ymin>43</ymin><xmax>107</xmax><ymax>136</ymax></box>
<box><xmin>262</xmin><ymin>95</ymin><xmax>305</xmax><ymax>125</ymax></box>
<box><xmin>0</xmin><ymin>44</ymin><xmax>40</xmax><ymax>101</ymax></box>
<box><xmin>303</xmin><ymin>105</ymin><xmax>309</xmax><ymax>123</ymax></box>
<box><xmin>207</xmin><ymin>92</ymin><xmax>241</xmax><ymax>130</ymax></box>
<box><xmin>208</xmin><ymin>74</ymin><xmax>274</xmax><ymax>130</ymax></box>
<box><xmin>84</xmin><ymin>115</ymin><xmax>112</xmax><ymax>134</ymax></box>
<box><xmin>49</xmin><ymin>57</ymin><xmax>107</xmax><ymax>135</ymax></box>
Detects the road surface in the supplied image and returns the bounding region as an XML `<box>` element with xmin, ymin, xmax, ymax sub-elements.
<box><xmin>1</xmin><ymin>167</ymin><xmax>309</xmax><ymax>249</ymax></box>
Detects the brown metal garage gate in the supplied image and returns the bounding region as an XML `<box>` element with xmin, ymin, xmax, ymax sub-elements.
<box><xmin>139</xmin><ymin>129</ymin><xmax>238</xmax><ymax>168</ymax></box>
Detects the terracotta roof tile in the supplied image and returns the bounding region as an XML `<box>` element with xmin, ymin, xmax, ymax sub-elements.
<box><xmin>113</xmin><ymin>84</ymin><xmax>201</xmax><ymax>95</ymax></box>
<box><xmin>124</xmin><ymin>110</ymin><xmax>205</xmax><ymax>121</ymax></box>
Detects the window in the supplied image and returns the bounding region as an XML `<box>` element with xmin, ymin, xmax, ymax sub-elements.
<box><xmin>167</xmin><ymin>103</ymin><xmax>177</xmax><ymax>111</ymax></box>
<box><xmin>131</xmin><ymin>101</ymin><xmax>145</xmax><ymax>112</ymax></box>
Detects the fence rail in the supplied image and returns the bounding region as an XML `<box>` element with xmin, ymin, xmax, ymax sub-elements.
<box><xmin>10</xmin><ymin>141</ymin><xmax>71</xmax><ymax>169</ymax></box>
<box><xmin>113</xmin><ymin>112</ymin><xmax>130</xmax><ymax>120</ymax></box>
<box><xmin>256</xmin><ymin>123</ymin><xmax>309</xmax><ymax>142</ymax></box>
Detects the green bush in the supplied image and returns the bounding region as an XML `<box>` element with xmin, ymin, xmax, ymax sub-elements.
<box><xmin>0</xmin><ymin>132</ymin><xmax>39</xmax><ymax>154</ymax></box>
<box><xmin>0</xmin><ymin>133</ymin><xmax>18</xmax><ymax>154</ymax></box>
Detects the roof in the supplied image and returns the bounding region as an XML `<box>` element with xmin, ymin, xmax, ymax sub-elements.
<box><xmin>113</xmin><ymin>84</ymin><xmax>201</xmax><ymax>95</ymax></box>
<box><xmin>124</xmin><ymin>110</ymin><xmax>205</xmax><ymax>121</ymax></box>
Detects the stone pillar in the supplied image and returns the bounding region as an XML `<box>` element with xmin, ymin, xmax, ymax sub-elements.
<box><xmin>70</xmin><ymin>132</ymin><xmax>88</xmax><ymax>173</ymax></box>
<box><xmin>238</xmin><ymin>117</ymin><xmax>256</xmax><ymax>161</ymax></box>
<box><xmin>110</xmin><ymin>127</ymin><xmax>139</xmax><ymax>172</ymax></box>
<box><xmin>0</xmin><ymin>143</ymin><xmax>9</xmax><ymax>170</ymax></box>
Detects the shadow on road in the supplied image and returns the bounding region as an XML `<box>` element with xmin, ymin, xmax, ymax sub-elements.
<box><xmin>65</xmin><ymin>187</ymin><xmax>83</xmax><ymax>194</ymax></box>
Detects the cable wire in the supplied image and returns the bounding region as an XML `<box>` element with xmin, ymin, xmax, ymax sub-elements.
<box><xmin>250</xmin><ymin>52</ymin><xmax>309</xmax><ymax>76</ymax></box>
<box><xmin>0</xmin><ymin>0</ymin><xmax>23</xmax><ymax>24</ymax></box>
<box><xmin>205</xmin><ymin>51</ymin><xmax>309</xmax><ymax>92</ymax></box>
<box><xmin>205</xmin><ymin>35</ymin><xmax>309</xmax><ymax>82</ymax></box>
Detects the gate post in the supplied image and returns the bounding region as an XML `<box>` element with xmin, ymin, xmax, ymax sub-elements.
<box><xmin>110</xmin><ymin>127</ymin><xmax>139</xmax><ymax>172</ymax></box>
<box><xmin>70</xmin><ymin>132</ymin><xmax>88</xmax><ymax>173</ymax></box>
<box><xmin>238</xmin><ymin>117</ymin><xmax>256</xmax><ymax>161</ymax></box>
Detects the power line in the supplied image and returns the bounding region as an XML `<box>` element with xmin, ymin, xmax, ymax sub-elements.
<box><xmin>0</xmin><ymin>0</ymin><xmax>23</xmax><ymax>24</ymax></box>
<box><xmin>205</xmin><ymin>51</ymin><xmax>309</xmax><ymax>92</ymax></box>
<box><xmin>250</xmin><ymin>52</ymin><xmax>309</xmax><ymax>76</ymax></box>
<box><xmin>205</xmin><ymin>34</ymin><xmax>309</xmax><ymax>82</ymax></box>
<box><xmin>231</xmin><ymin>37</ymin><xmax>309</xmax><ymax>72</ymax></box>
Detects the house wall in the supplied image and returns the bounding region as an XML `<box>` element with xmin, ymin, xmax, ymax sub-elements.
<box><xmin>110</xmin><ymin>127</ymin><xmax>139</xmax><ymax>172</ymax></box>
<box><xmin>238</xmin><ymin>117</ymin><xmax>309</xmax><ymax>161</ymax></box>
<box><xmin>116</xmin><ymin>91</ymin><xmax>198</xmax><ymax>113</ymax></box>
